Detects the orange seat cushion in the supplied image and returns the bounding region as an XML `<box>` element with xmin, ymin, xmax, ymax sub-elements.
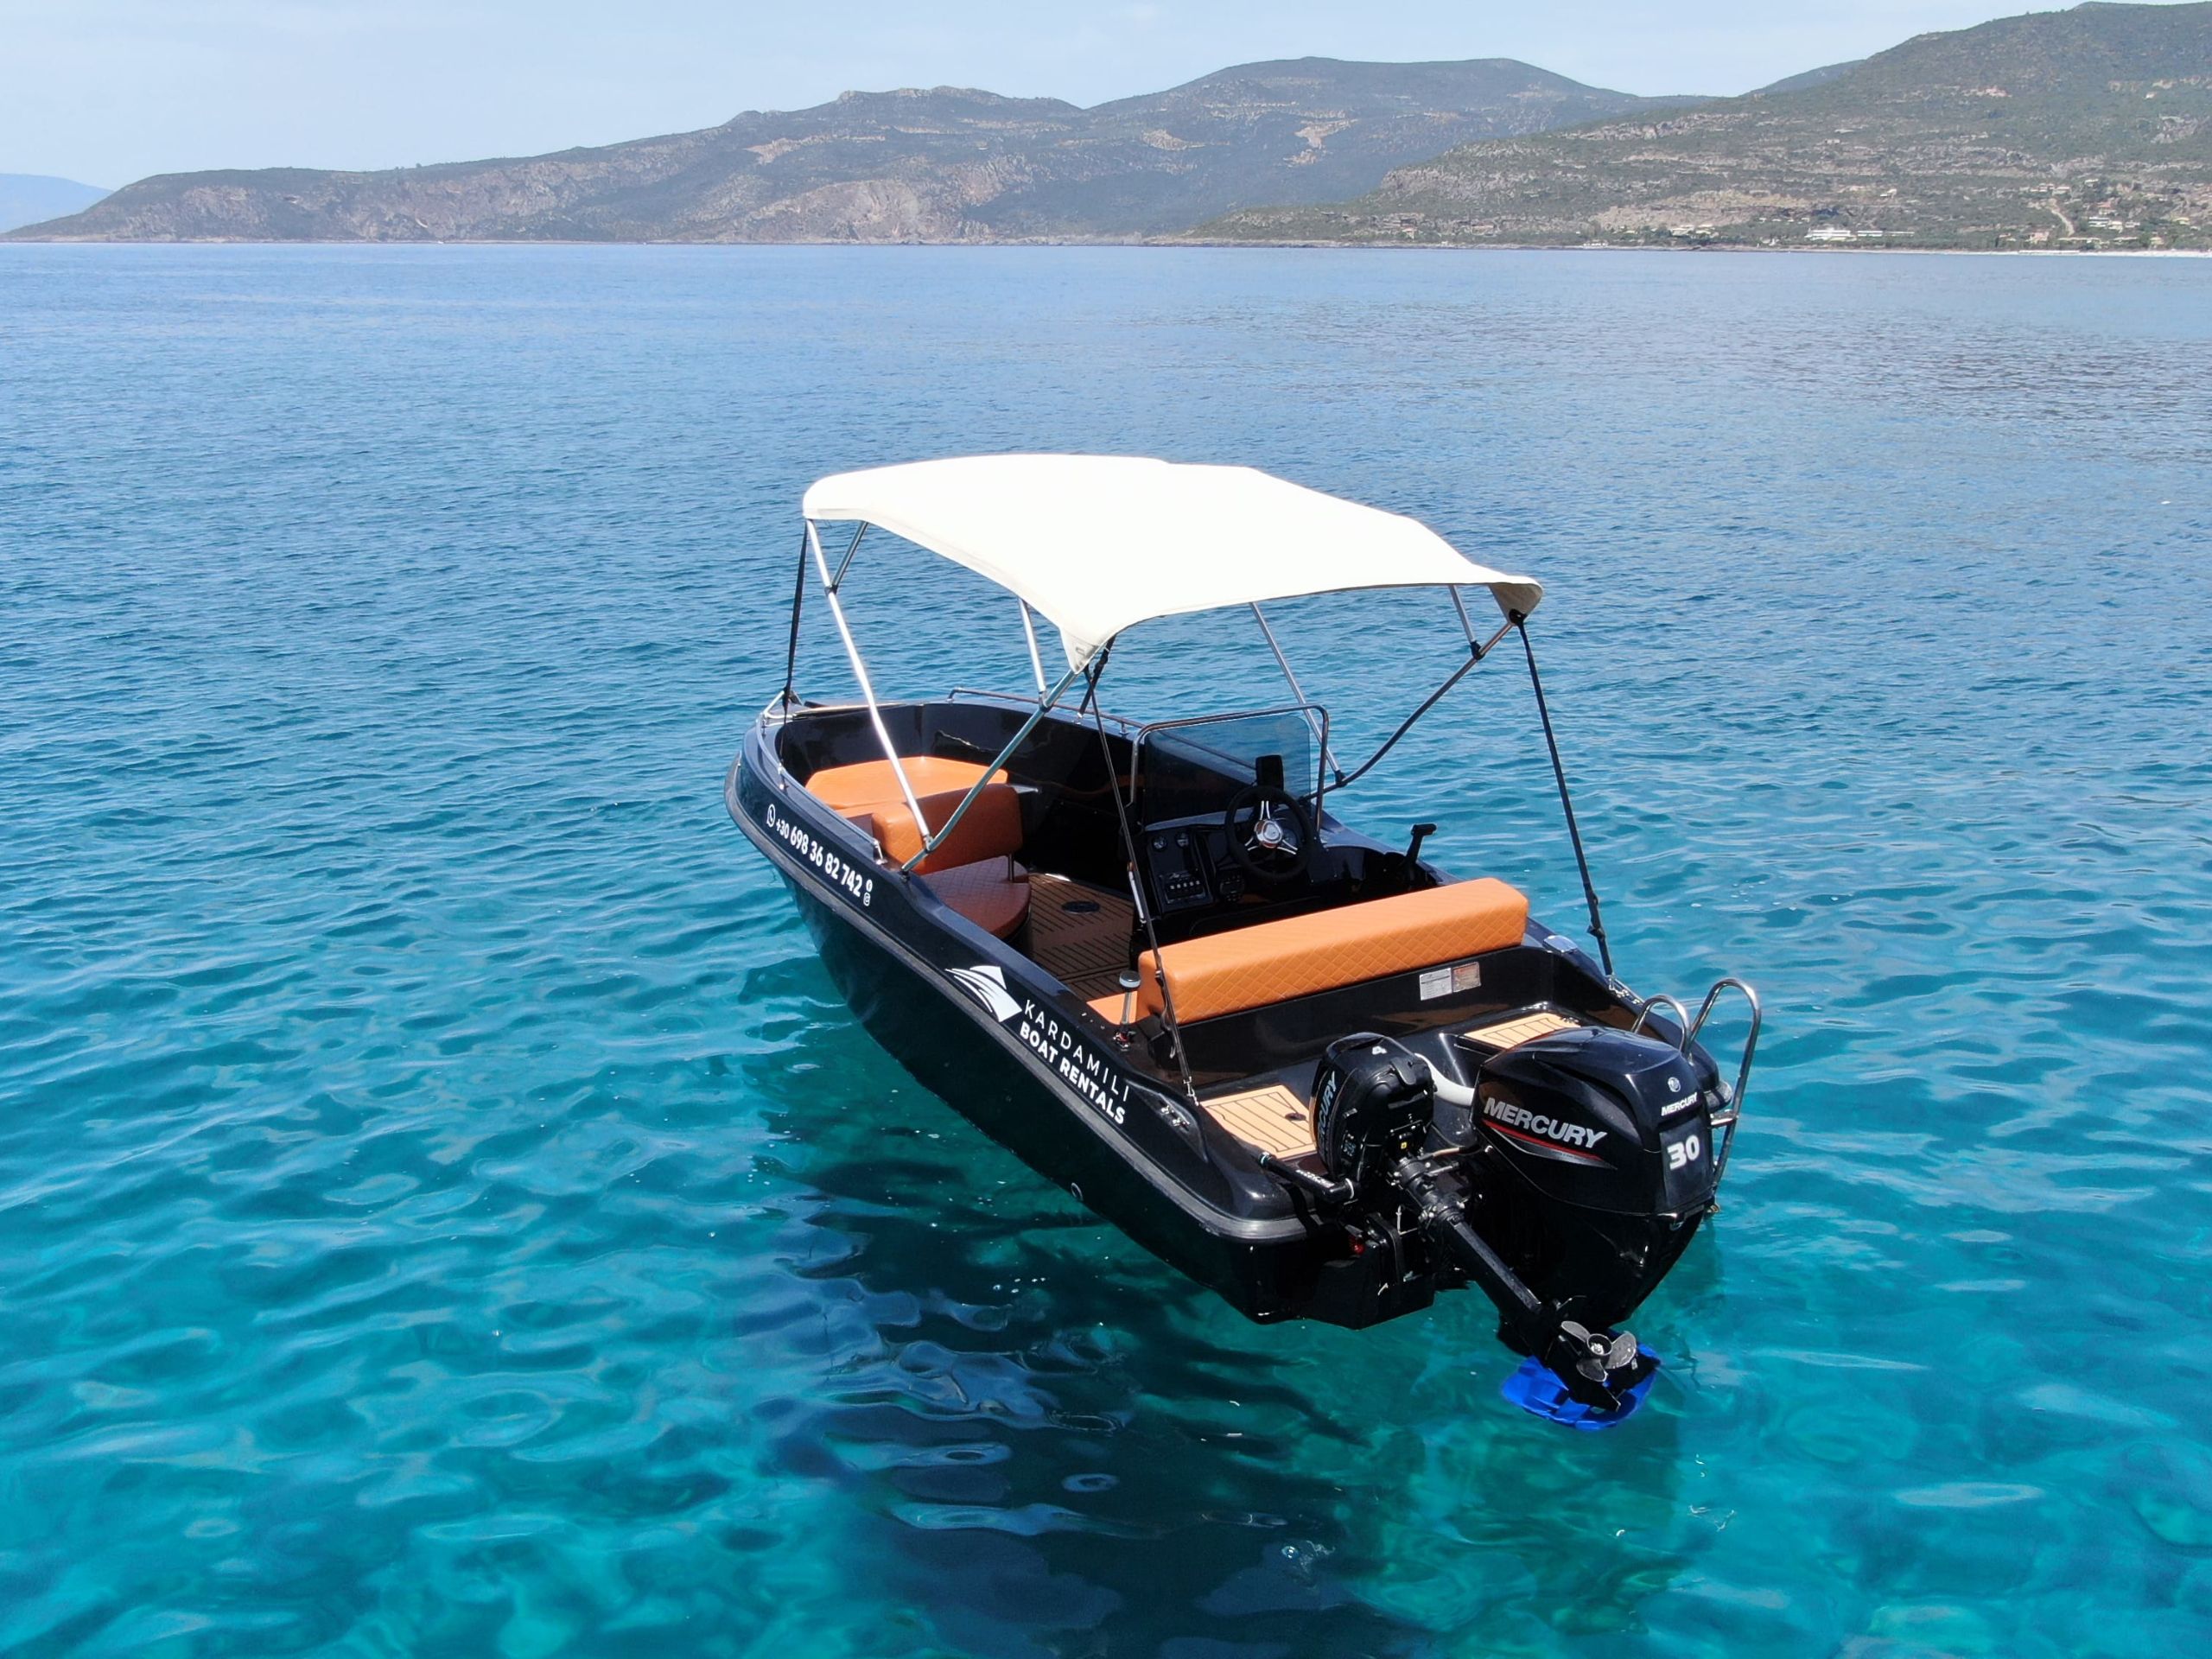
<box><xmin>918</xmin><ymin>860</ymin><xmax>1032</xmax><ymax>938</ymax></box>
<box><xmin>1105</xmin><ymin>878</ymin><xmax>1530</xmax><ymax>1024</ymax></box>
<box><xmin>867</xmin><ymin>784</ymin><xmax>1024</xmax><ymax>875</ymax></box>
<box><xmin>804</xmin><ymin>756</ymin><xmax>1006</xmax><ymax>818</ymax></box>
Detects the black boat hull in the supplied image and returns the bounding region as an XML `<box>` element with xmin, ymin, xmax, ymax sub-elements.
<box><xmin>779</xmin><ymin>874</ymin><xmax>1351</xmax><ymax>1319</ymax></box>
<box><xmin>733</xmin><ymin>749</ymin><xmax>1421</xmax><ymax>1326</ymax></box>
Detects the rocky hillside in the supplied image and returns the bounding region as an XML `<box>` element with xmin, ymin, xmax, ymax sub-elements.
<box><xmin>7</xmin><ymin>60</ymin><xmax>1686</xmax><ymax>244</ymax></box>
<box><xmin>1204</xmin><ymin>3</ymin><xmax>2212</xmax><ymax>250</ymax></box>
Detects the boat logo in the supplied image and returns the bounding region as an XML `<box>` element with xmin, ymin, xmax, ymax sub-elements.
<box><xmin>948</xmin><ymin>963</ymin><xmax>1023</xmax><ymax>1024</ymax></box>
<box><xmin>1482</xmin><ymin>1096</ymin><xmax>1609</xmax><ymax>1164</ymax></box>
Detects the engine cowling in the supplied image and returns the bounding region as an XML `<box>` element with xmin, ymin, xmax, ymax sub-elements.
<box><xmin>1312</xmin><ymin>1033</ymin><xmax>1434</xmax><ymax>1195</ymax></box>
<box><xmin>1459</xmin><ymin>1025</ymin><xmax>1721</xmax><ymax>1332</ymax></box>
<box><xmin>1475</xmin><ymin>1026</ymin><xmax>1720</xmax><ymax>1218</ymax></box>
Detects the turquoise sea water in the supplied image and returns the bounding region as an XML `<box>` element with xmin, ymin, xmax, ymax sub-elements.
<box><xmin>3</xmin><ymin>245</ymin><xmax>2209</xmax><ymax>1656</ymax></box>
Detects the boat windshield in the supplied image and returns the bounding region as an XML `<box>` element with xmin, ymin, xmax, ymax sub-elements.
<box><xmin>1136</xmin><ymin>706</ymin><xmax>1324</xmax><ymax>823</ymax></box>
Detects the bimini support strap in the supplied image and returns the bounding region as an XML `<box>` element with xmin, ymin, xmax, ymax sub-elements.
<box><xmin>806</xmin><ymin>518</ymin><xmax>927</xmax><ymax>830</ymax></box>
<box><xmin>1516</xmin><ymin>620</ymin><xmax>1613</xmax><ymax>979</ymax></box>
<box><xmin>779</xmin><ymin>528</ymin><xmax>810</xmax><ymax>709</ymax></box>
<box><xmin>1083</xmin><ymin>650</ymin><xmax>1199</xmax><ymax>1107</ymax></box>
<box><xmin>1333</xmin><ymin>611</ymin><xmax>1515</xmax><ymax>793</ymax></box>
<box><xmin>899</xmin><ymin>661</ymin><xmax>1084</xmax><ymax>874</ymax></box>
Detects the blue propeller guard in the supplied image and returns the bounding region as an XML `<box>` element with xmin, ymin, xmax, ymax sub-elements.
<box><xmin>1502</xmin><ymin>1347</ymin><xmax>1661</xmax><ymax>1429</ymax></box>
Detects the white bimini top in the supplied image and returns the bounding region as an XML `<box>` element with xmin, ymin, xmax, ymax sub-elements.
<box><xmin>801</xmin><ymin>454</ymin><xmax>1542</xmax><ymax>671</ymax></box>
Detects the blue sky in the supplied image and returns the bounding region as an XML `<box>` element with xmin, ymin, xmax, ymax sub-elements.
<box><xmin>1</xmin><ymin>2</ymin><xmax>2183</xmax><ymax>188</ymax></box>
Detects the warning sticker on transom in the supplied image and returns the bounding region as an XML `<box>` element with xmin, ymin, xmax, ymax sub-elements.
<box><xmin>1418</xmin><ymin>960</ymin><xmax>1483</xmax><ymax>1001</ymax></box>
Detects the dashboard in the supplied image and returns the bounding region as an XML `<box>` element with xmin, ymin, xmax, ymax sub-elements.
<box><xmin>1135</xmin><ymin>807</ymin><xmax>1429</xmax><ymax>947</ymax></box>
<box><xmin>1141</xmin><ymin>817</ymin><xmax>1245</xmax><ymax>915</ymax></box>
<box><xmin>1130</xmin><ymin>711</ymin><xmax>1410</xmax><ymax>936</ymax></box>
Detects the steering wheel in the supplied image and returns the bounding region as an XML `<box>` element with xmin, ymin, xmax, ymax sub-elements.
<box><xmin>1222</xmin><ymin>783</ymin><xmax>1314</xmax><ymax>886</ymax></box>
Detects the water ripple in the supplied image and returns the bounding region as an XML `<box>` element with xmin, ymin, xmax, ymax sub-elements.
<box><xmin>3</xmin><ymin>244</ymin><xmax>2209</xmax><ymax>1656</ymax></box>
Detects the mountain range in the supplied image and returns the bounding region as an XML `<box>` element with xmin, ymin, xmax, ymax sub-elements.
<box><xmin>1206</xmin><ymin>2</ymin><xmax>2212</xmax><ymax>249</ymax></box>
<box><xmin>0</xmin><ymin>175</ymin><xmax>107</xmax><ymax>234</ymax></box>
<box><xmin>6</xmin><ymin>60</ymin><xmax>1684</xmax><ymax>245</ymax></box>
<box><xmin>10</xmin><ymin>3</ymin><xmax>2209</xmax><ymax>251</ymax></box>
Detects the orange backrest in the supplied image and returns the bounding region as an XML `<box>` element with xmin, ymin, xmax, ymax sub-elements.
<box><xmin>868</xmin><ymin>784</ymin><xmax>1025</xmax><ymax>874</ymax></box>
<box><xmin>1105</xmin><ymin>878</ymin><xmax>1529</xmax><ymax>1025</ymax></box>
<box><xmin>804</xmin><ymin>756</ymin><xmax>1006</xmax><ymax>819</ymax></box>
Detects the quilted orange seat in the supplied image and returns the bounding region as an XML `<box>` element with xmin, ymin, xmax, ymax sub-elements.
<box><xmin>917</xmin><ymin>859</ymin><xmax>1032</xmax><ymax>940</ymax></box>
<box><xmin>868</xmin><ymin>785</ymin><xmax>1024</xmax><ymax>876</ymax></box>
<box><xmin>1094</xmin><ymin>878</ymin><xmax>1529</xmax><ymax>1024</ymax></box>
<box><xmin>804</xmin><ymin>756</ymin><xmax>1006</xmax><ymax>818</ymax></box>
<box><xmin>803</xmin><ymin>757</ymin><xmax>1030</xmax><ymax>939</ymax></box>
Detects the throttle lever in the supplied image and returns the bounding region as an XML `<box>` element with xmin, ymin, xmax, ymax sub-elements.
<box><xmin>1257</xmin><ymin>1151</ymin><xmax>1353</xmax><ymax>1206</ymax></box>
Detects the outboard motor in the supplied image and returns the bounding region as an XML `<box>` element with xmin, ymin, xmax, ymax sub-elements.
<box><xmin>1289</xmin><ymin>1030</ymin><xmax>1722</xmax><ymax>1414</ymax></box>
<box><xmin>1313</xmin><ymin>1036</ymin><xmax>1435</xmax><ymax>1195</ymax></box>
<box><xmin>1471</xmin><ymin>1027</ymin><xmax>1723</xmax><ymax>1332</ymax></box>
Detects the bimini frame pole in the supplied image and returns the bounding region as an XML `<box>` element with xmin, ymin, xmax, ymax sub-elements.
<box><xmin>806</xmin><ymin>519</ymin><xmax>928</xmax><ymax>830</ymax></box>
<box><xmin>1516</xmin><ymin>620</ymin><xmax>1614</xmax><ymax>979</ymax></box>
<box><xmin>1249</xmin><ymin>602</ymin><xmax>1344</xmax><ymax>785</ymax></box>
<box><xmin>1018</xmin><ymin>602</ymin><xmax>1049</xmax><ymax>700</ymax></box>
<box><xmin>779</xmin><ymin>529</ymin><xmax>810</xmax><ymax>709</ymax></box>
<box><xmin>899</xmin><ymin>661</ymin><xmax>1084</xmax><ymax>874</ymax></box>
<box><xmin>1083</xmin><ymin>649</ymin><xmax>1198</xmax><ymax>1105</ymax></box>
<box><xmin>1448</xmin><ymin>586</ymin><xmax>1486</xmax><ymax>653</ymax></box>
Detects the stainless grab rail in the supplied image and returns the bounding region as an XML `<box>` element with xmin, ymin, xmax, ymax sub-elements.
<box><xmin>1629</xmin><ymin>995</ymin><xmax>1694</xmax><ymax>1047</ymax></box>
<box><xmin>1686</xmin><ymin>977</ymin><xmax>1762</xmax><ymax>1181</ymax></box>
<box><xmin>944</xmin><ymin>685</ymin><xmax>1143</xmax><ymax>732</ymax></box>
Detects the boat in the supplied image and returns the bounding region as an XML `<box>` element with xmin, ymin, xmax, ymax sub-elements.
<box><xmin>729</xmin><ymin>455</ymin><xmax>1760</xmax><ymax>1420</ymax></box>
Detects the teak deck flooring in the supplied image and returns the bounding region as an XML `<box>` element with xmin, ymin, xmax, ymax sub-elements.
<box><xmin>1198</xmin><ymin>1009</ymin><xmax>1586</xmax><ymax>1160</ymax></box>
<box><xmin>1027</xmin><ymin>874</ymin><xmax>1134</xmax><ymax>1003</ymax></box>
<box><xmin>1462</xmin><ymin>1010</ymin><xmax>1580</xmax><ymax>1050</ymax></box>
<box><xmin>1202</xmin><ymin>1084</ymin><xmax>1316</xmax><ymax>1159</ymax></box>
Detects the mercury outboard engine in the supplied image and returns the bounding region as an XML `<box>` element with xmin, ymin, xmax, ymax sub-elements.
<box><xmin>1472</xmin><ymin>1027</ymin><xmax>1722</xmax><ymax>1325</ymax></box>
<box><xmin>1292</xmin><ymin>1027</ymin><xmax>1726</xmax><ymax>1413</ymax></box>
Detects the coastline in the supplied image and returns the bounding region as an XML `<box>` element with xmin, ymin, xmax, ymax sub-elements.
<box><xmin>4</xmin><ymin>235</ymin><xmax>2209</xmax><ymax>257</ymax></box>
